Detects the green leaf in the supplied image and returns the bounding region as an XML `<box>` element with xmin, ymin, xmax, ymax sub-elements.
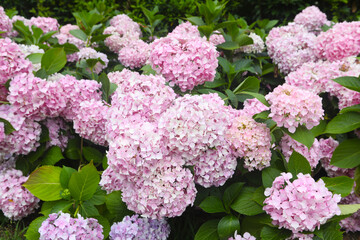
<box><xmin>199</xmin><ymin>196</ymin><xmax>225</xmax><ymax>213</ymax></box>
<box><xmin>223</xmin><ymin>182</ymin><xmax>245</xmax><ymax>210</ymax></box>
<box><xmin>338</xmin><ymin>204</ymin><xmax>360</xmax><ymax>216</ymax></box>
<box><xmin>35</xmin><ymin>68</ymin><xmax>48</xmax><ymax>79</ymax></box>
<box><xmin>99</xmin><ymin>72</ymin><xmax>110</xmax><ymax>102</ymax></box>
<box><xmin>41</xmin><ymin>48</ymin><xmax>67</xmax><ymax>75</ymax></box>
<box><xmin>23</xmin><ymin>166</ymin><xmax>63</xmax><ymax>201</ymax></box>
<box><xmin>50</xmin><ymin>200</ymin><xmax>73</xmax><ymax>214</ymax></box>
<box><xmin>237</xmin><ymin>91</ymin><xmax>269</xmax><ymax>106</ymax></box>
<box><xmin>83</xmin><ymin>147</ymin><xmax>103</xmax><ymax>164</ymax></box>
<box><xmin>217</xmin><ymin>215</ymin><xmax>240</xmax><ymax>239</ymax></box>
<box><xmin>65</xmin><ymin>138</ymin><xmax>81</xmax><ymax>160</ymax></box>
<box><xmin>79</xmin><ymin>201</ymin><xmax>99</xmax><ymax>217</ymax></box>
<box><xmin>204</xmin><ymin>76</ymin><xmax>226</xmax><ymax>88</ymax></box>
<box><xmin>93</xmin><ymin>215</ymin><xmax>110</xmax><ymax>239</ymax></box>
<box><xmin>41</xmin><ymin>146</ymin><xmax>64</xmax><ymax>165</ymax></box>
<box><xmin>233</xmin><ymin>76</ymin><xmax>260</xmax><ymax>94</ymax></box>
<box><xmin>262</xmin><ymin>167</ymin><xmax>282</xmax><ymax>188</ymax></box>
<box><xmin>40</xmin><ymin>201</ymin><xmax>58</xmax><ymax>216</ymax></box>
<box><xmin>282</xmin><ymin>126</ymin><xmax>315</xmax><ymax>149</ymax></box>
<box><xmin>69</xmin><ymin>29</ymin><xmax>88</xmax><ymax>41</ymax></box>
<box><xmin>253</xmin><ymin>187</ymin><xmax>266</xmax><ymax>206</ymax></box>
<box><xmin>24</xmin><ymin>216</ymin><xmax>47</xmax><ymax>240</ymax></box>
<box><xmin>60</xmin><ymin>166</ymin><xmax>76</xmax><ymax>189</ymax></box>
<box><xmin>194</xmin><ymin>219</ymin><xmax>220</xmax><ymax>240</ymax></box>
<box><xmin>354</xmin><ymin>167</ymin><xmax>360</xmax><ymax>195</ymax></box>
<box><xmin>38</xmin><ymin>30</ymin><xmax>57</xmax><ymax>43</ymax></box>
<box><xmin>68</xmin><ymin>162</ymin><xmax>100</xmax><ymax>201</ymax></box>
<box><xmin>340</xmin><ymin>104</ymin><xmax>360</xmax><ymax>114</ymax></box>
<box><xmin>332</xmin><ymin>76</ymin><xmax>360</xmax><ymax>92</ymax></box>
<box><xmin>331</xmin><ymin>139</ymin><xmax>360</xmax><ymax>168</ymax></box>
<box><xmin>314</xmin><ymin>221</ymin><xmax>343</xmax><ymax>240</ymax></box>
<box><xmin>106</xmin><ymin>191</ymin><xmax>128</xmax><ymax>221</ymax></box>
<box><xmin>236</xmin><ymin>34</ymin><xmax>253</xmax><ymax>47</ymax></box>
<box><xmin>185</xmin><ymin>16</ymin><xmax>205</xmax><ymax>26</ymax></box>
<box><xmin>231</xmin><ymin>187</ymin><xmax>264</xmax><ymax>216</ymax></box>
<box><xmin>26</xmin><ymin>53</ymin><xmax>43</xmax><ymax>64</ymax></box>
<box><xmin>241</xmin><ymin>214</ymin><xmax>272</xmax><ymax>239</ymax></box>
<box><xmin>60</xmin><ymin>43</ymin><xmax>80</xmax><ymax>54</ymax></box>
<box><xmin>310</xmin><ymin>120</ymin><xmax>327</xmax><ymax>137</ymax></box>
<box><xmin>218</xmin><ymin>57</ymin><xmax>231</xmax><ymax>73</ymax></box>
<box><xmin>217</xmin><ymin>41</ymin><xmax>239</xmax><ymax>50</ymax></box>
<box><xmin>321</xmin><ymin>176</ymin><xmax>354</xmax><ymax>197</ymax></box>
<box><xmin>325</xmin><ymin>112</ymin><xmax>360</xmax><ymax>134</ymax></box>
<box><xmin>288</xmin><ymin>151</ymin><xmax>312</xmax><ymax>176</ymax></box>
<box><xmin>260</xmin><ymin>226</ymin><xmax>292</xmax><ymax>240</ymax></box>
<box><xmin>225</xmin><ymin>89</ymin><xmax>238</xmax><ymax>108</ymax></box>
<box><xmin>87</xmin><ymin>186</ymin><xmax>106</xmax><ymax>205</ymax></box>
<box><xmin>0</xmin><ymin>118</ymin><xmax>16</xmax><ymax>135</ymax></box>
<box><xmin>234</xmin><ymin>59</ymin><xmax>252</xmax><ymax>72</ymax></box>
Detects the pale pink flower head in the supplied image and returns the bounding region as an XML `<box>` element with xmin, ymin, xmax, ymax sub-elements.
<box><xmin>0</xmin><ymin>167</ymin><xmax>40</xmax><ymax>220</ymax></box>
<box><xmin>29</xmin><ymin>16</ymin><xmax>59</xmax><ymax>33</ymax></box>
<box><xmin>149</xmin><ymin>34</ymin><xmax>219</xmax><ymax>91</ymax></box>
<box><xmin>43</xmin><ymin>117</ymin><xmax>70</xmax><ymax>150</ymax></box>
<box><xmin>242</xmin><ymin>98</ymin><xmax>269</xmax><ymax>117</ymax></box>
<box><xmin>168</xmin><ymin>21</ymin><xmax>200</xmax><ymax>39</ymax></box>
<box><xmin>264</xmin><ymin>172</ymin><xmax>341</xmax><ymax>233</ymax></box>
<box><xmin>0</xmin><ymin>38</ymin><xmax>32</xmax><ymax>85</ymax></box>
<box><xmin>55</xmin><ymin>24</ymin><xmax>85</xmax><ymax>62</ymax></box>
<box><xmin>209</xmin><ymin>31</ymin><xmax>226</xmax><ymax>46</ymax></box>
<box><xmin>77</xmin><ymin>47</ymin><xmax>109</xmax><ymax>74</ymax></box>
<box><xmin>239</xmin><ymin>33</ymin><xmax>265</xmax><ymax>54</ymax></box>
<box><xmin>118</xmin><ymin>39</ymin><xmax>150</xmax><ymax>69</ymax></box>
<box><xmin>0</xmin><ymin>6</ymin><xmax>13</xmax><ymax>37</ymax></box>
<box><xmin>294</xmin><ymin>6</ymin><xmax>329</xmax><ymax>32</ymax></box>
<box><xmin>265</xmin><ymin>84</ymin><xmax>324</xmax><ymax>133</ymax></box>
<box><xmin>226</xmin><ymin>114</ymin><xmax>272</xmax><ymax>171</ymax></box>
<box><xmin>109</xmin><ymin>14</ymin><xmax>142</xmax><ymax>38</ymax></box>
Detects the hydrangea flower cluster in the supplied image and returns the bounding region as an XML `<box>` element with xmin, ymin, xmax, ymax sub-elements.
<box><xmin>0</xmin><ymin>167</ymin><xmax>39</xmax><ymax>220</ymax></box>
<box><xmin>209</xmin><ymin>31</ymin><xmax>226</xmax><ymax>46</ymax></box>
<box><xmin>265</xmin><ymin>84</ymin><xmax>324</xmax><ymax>133</ymax></box>
<box><xmin>239</xmin><ymin>33</ymin><xmax>265</xmax><ymax>54</ymax></box>
<box><xmin>0</xmin><ymin>104</ymin><xmax>41</xmax><ymax>156</ymax></box>
<box><xmin>0</xmin><ymin>38</ymin><xmax>32</xmax><ymax>85</ymax></box>
<box><xmin>38</xmin><ymin>212</ymin><xmax>103</xmax><ymax>240</ymax></box>
<box><xmin>242</xmin><ymin>98</ymin><xmax>269</xmax><ymax>116</ymax></box>
<box><xmin>18</xmin><ymin>44</ymin><xmax>44</xmax><ymax>71</ymax></box>
<box><xmin>149</xmin><ymin>34</ymin><xmax>219</xmax><ymax>91</ymax></box>
<box><xmin>266</xmin><ymin>23</ymin><xmax>317</xmax><ymax>74</ymax></box>
<box><xmin>226</xmin><ymin>114</ymin><xmax>271</xmax><ymax>171</ymax></box>
<box><xmin>263</xmin><ymin>172</ymin><xmax>341</xmax><ymax>233</ymax></box>
<box><xmin>0</xmin><ymin>6</ymin><xmax>13</xmax><ymax>37</ymax></box>
<box><xmin>55</xmin><ymin>24</ymin><xmax>86</xmax><ymax>62</ymax></box>
<box><xmin>294</xmin><ymin>6</ymin><xmax>329</xmax><ymax>32</ymax></box>
<box><xmin>29</xmin><ymin>16</ymin><xmax>59</xmax><ymax>33</ymax></box>
<box><xmin>168</xmin><ymin>21</ymin><xmax>200</xmax><ymax>39</ymax></box>
<box><xmin>109</xmin><ymin>214</ymin><xmax>170</xmax><ymax>239</ymax></box>
<box><xmin>43</xmin><ymin>117</ymin><xmax>70</xmax><ymax>150</ymax></box>
<box><xmin>77</xmin><ymin>47</ymin><xmax>109</xmax><ymax>74</ymax></box>
<box><xmin>229</xmin><ymin>231</ymin><xmax>256</xmax><ymax>240</ymax></box>
<box><xmin>315</xmin><ymin>21</ymin><xmax>360</xmax><ymax>61</ymax></box>
<box><xmin>118</xmin><ymin>39</ymin><xmax>150</xmax><ymax>69</ymax></box>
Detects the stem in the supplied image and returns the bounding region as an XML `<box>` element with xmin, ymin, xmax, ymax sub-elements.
<box><xmin>0</xmin><ymin>101</ymin><xmax>10</xmax><ymax>105</ymax></box>
<box><xmin>74</xmin><ymin>203</ymin><xmax>80</xmax><ymax>217</ymax></box>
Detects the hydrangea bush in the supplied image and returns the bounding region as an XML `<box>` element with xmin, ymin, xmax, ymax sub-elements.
<box><xmin>0</xmin><ymin>2</ymin><xmax>360</xmax><ymax>240</ymax></box>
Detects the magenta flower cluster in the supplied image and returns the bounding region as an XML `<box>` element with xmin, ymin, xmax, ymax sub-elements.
<box><xmin>39</xmin><ymin>212</ymin><xmax>103</xmax><ymax>240</ymax></box>
<box><xmin>0</xmin><ymin>166</ymin><xmax>39</xmax><ymax>220</ymax></box>
<box><xmin>109</xmin><ymin>214</ymin><xmax>170</xmax><ymax>239</ymax></box>
<box><xmin>264</xmin><ymin>172</ymin><xmax>341</xmax><ymax>233</ymax></box>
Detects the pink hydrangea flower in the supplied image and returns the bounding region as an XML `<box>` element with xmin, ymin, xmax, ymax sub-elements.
<box><xmin>77</xmin><ymin>47</ymin><xmax>109</xmax><ymax>74</ymax></box>
<box><xmin>149</xmin><ymin>34</ymin><xmax>219</xmax><ymax>92</ymax></box>
<box><xmin>109</xmin><ymin>215</ymin><xmax>170</xmax><ymax>240</ymax></box>
<box><xmin>0</xmin><ymin>38</ymin><xmax>32</xmax><ymax>85</ymax></box>
<box><xmin>264</xmin><ymin>172</ymin><xmax>341</xmax><ymax>233</ymax></box>
<box><xmin>209</xmin><ymin>31</ymin><xmax>226</xmax><ymax>46</ymax></box>
<box><xmin>55</xmin><ymin>24</ymin><xmax>86</xmax><ymax>62</ymax></box>
<box><xmin>242</xmin><ymin>98</ymin><xmax>269</xmax><ymax>116</ymax></box>
<box><xmin>29</xmin><ymin>16</ymin><xmax>59</xmax><ymax>33</ymax></box>
<box><xmin>315</xmin><ymin>21</ymin><xmax>360</xmax><ymax>61</ymax></box>
<box><xmin>229</xmin><ymin>231</ymin><xmax>256</xmax><ymax>240</ymax></box>
<box><xmin>0</xmin><ymin>104</ymin><xmax>41</xmax><ymax>155</ymax></box>
<box><xmin>265</xmin><ymin>84</ymin><xmax>324</xmax><ymax>133</ymax></box>
<box><xmin>109</xmin><ymin>14</ymin><xmax>142</xmax><ymax>37</ymax></box>
<box><xmin>226</xmin><ymin>114</ymin><xmax>272</xmax><ymax>171</ymax></box>
<box><xmin>0</xmin><ymin>167</ymin><xmax>39</xmax><ymax>220</ymax></box>
<box><xmin>0</xmin><ymin>6</ymin><xmax>13</xmax><ymax>37</ymax></box>
<box><xmin>168</xmin><ymin>21</ymin><xmax>200</xmax><ymax>39</ymax></box>
<box><xmin>18</xmin><ymin>44</ymin><xmax>44</xmax><ymax>71</ymax></box>
<box><xmin>39</xmin><ymin>212</ymin><xmax>103</xmax><ymax>240</ymax></box>
<box><xmin>280</xmin><ymin>134</ymin><xmax>321</xmax><ymax>168</ymax></box>
<box><xmin>118</xmin><ymin>39</ymin><xmax>150</xmax><ymax>69</ymax></box>
<box><xmin>239</xmin><ymin>33</ymin><xmax>265</xmax><ymax>54</ymax></box>
<box><xmin>294</xmin><ymin>6</ymin><xmax>329</xmax><ymax>32</ymax></box>
<box><xmin>43</xmin><ymin>117</ymin><xmax>70</xmax><ymax>150</ymax></box>
<box><xmin>266</xmin><ymin>23</ymin><xmax>317</xmax><ymax>74</ymax></box>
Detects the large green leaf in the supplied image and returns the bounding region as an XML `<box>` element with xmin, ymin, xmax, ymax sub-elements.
<box><xmin>23</xmin><ymin>166</ymin><xmax>63</xmax><ymax>201</ymax></box>
<box><xmin>231</xmin><ymin>187</ymin><xmax>264</xmax><ymax>216</ymax></box>
<box><xmin>60</xmin><ymin>166</ymin><xmax>77</xmax><ymax>189</ymax></box>
<box><xmin>314</xmin><ymin>222</ymin><xmax>343</xmax><ymax>240</ymax></box>
<box><xmin>288</xmin><ymin>151</ymin><xmax>311</xmax><ymax>176</ymax></box>
<box><xmin>338</xmin><ymin>204</ymin><xmax>360</xmax><ymax>215</ymax></box>
<box><xmin>282</xmin><ymin>126</ymin><xmax>315</xmax><ymax>149</ymax></box>
<box><xmin>233</xmin><ymin>76</ymin><xmax>260</xmax><ymax>94</ymax></box>
<box><xmin>93</xmin><ymin>215</ymin><xmax>111</xmax><ymax>239</ymax></box>
<box><xmin>83</xmin><ymin>146</ymin><xmax>103</xmax><ymax>164</ymax></box>
<box><xmin>340</xmin><ymin>104</ymin><xmax>360</xmax><ymax>114</ymax></box>
<box><xmin>194</xmin><ymin>219</ymin><xmax>220</xmax><ymax>240</ymax></box>
<box><xmin>199</xmin><ymin>196</ymin><xmax>226</xmax><ymax>213</ymax></box>
<box><xmin>217</xmin><ymin>215</ymin><xmax>240</xmax><ymax>239</ymax></box>
<box><xmin>223</xmin><ymin>182</ymin><xmax>245</xmax><ymax>210</ymax></box>
<box><xmin>225</xmin><ymin>89</ymin><xmax>238</xmax><ymax>108</ymax></box>
<box><xmin>24</xmin><ymin>216</ymin><xmax>47</xmax><ymax>240</ymax></box>
<box><xmin>69</xmin><ymin>29</ymin><xmax>88</xmax><ymax>41</ymax></box>
<box><xmin>68</xmin><ymin>162</ymin><xmax>100</xmax><ymax>201</ymax></box>
<box><xmin>241</xmin><ymin>214</ymin><xmax>272</xmax><ymax>238</ymax></box>
<box><xmin>325</xmin><ymin>112</ymin><xmax>360</xmax><ymax>134</ymax></box>
<box><xmin>217</xmin><ymin>41</ymin><xmax>239</xmax><ymax>50</ymax></box>
<box><xmin>332</xmin><ymin>76</ymin><xmax>360</xmax><ymax>92</ymax></box>
<box><xmin>79</xmin><ymin>201</ymin><xmax>99</xmax><ymax>217</ymax></box>
<box><xmin>41</xmin><ymin>48</ymin><xmax>67</xmax><ymax>75</ymax></box>
<box><xmin>260</xmin><ymin>226</ymin><xmax>291</xmax><ymax>240</ymax></box>
<box><xmin>41</xmin><ymin>146</ymin><xmax>64</xmax><ymax>165</ymax></box>
<box><xmin>331</xmin><ymin>139</ymin><xmax>360</xmax><ymax>168</ymax></box>
<box><xmin>106</xmin><ymin>191</ymin><xmax>129</xmax><ymax>221</ymax></box>
<box><xmin>262</xmin><ymin>167</ymin><xmax>282</xmax><ymax>188</ymax></box>
<box><xmin>321</xmin><ymin>176</ymin><xmax>354</xmax><ymax>197</ymax></box>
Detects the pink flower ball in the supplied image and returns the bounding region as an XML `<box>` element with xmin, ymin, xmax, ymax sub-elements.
<box><xmin>242</xmin><ymin>98</ymin><xmax>269</xmax><ymax>117</ymax></box>
<box><xmin>266</xmin><ymin>23</ymin><xmax>317</xmax><ymax>74</ymax></box>
<box><xmin>265</xmin><ymin>84</ymin><xmax>324</xmax><ymax>133</ymax></box>
<box><xmin>29</xmin><ymin>16</ymin><xmax>59</xmax><ymax>33</ymax></box>
<box><xmin>118</xmin><ymin>39</ymin><xmax>150</xmax><ymax>69</ymax></box>
<box><xmin>0</xmin><ymin>167</ymin><xmax>39</xmax><ymax>220</ymax></box>
<box><xmin>264</xmin><ymin>172</ymin><xmax>341</xmax><ymax>233</ymax></box>
<box><xmin>209</xmin><ymin>31</ymin><xmax>226</xmax><ymax>46</ymax></box>
<box><xmin>39</xmin><ymin>212</ymin><xmax>103</xmax><ymax>240</ymax></box>
<box><xmin>168</xmin><ymin>21</ymin><xmax>200</xmax><ymax>39</ymax></box>
<box><xmin>149</xmin><ymin>34</ymin><xmax>219</xmax><ymax>92</ymax></box>
<box><xmin>226</xmin><ymin>114</ymin><xmax>272</xmax><ymax>171</ymax></box>
<box><xmin>43</xmin><ymin>117</ymin><xmax>70</xmax><ymax>150</ymax></box>
<box><xmin>0</xmin><ymin>6</ymin><xmax>13</xmax><ymax>37</ymax></box>
<box><xmin>315</xmin><ymin>21</ymin><xmax>360</xmax><ymax>61</ymax></box>
<box><xmin>294</xmin><ymin>6</ymin><xmax>329</xmax><ymax>32</ymax></box>
<box><xmin>55</xmin><ymin>24</ymin><xmax>85</xmax><ymax>62</ymax></box>
<box><xmin>239</xmin><ymin>33</ymin><xmax>265</xmax><ymax>54</ymax></box>
<box><xmin>109</xmin><ymin>14</ymin><xmax>142</xmax><ymax>38</ymax></box>
<box><xmin>0</xmin><ymin>38</ymin><xmax>32</xmax><ymax>85</ymax></box>
<box><xmin>280</xmin><ymin>134</ymin><xmax>321</xmax><ymax>168</ymax></box>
